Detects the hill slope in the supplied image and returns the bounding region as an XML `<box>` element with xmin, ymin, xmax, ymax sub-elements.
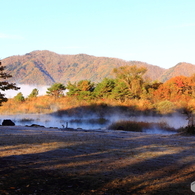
<box><xmin>159</xmin><ymin>62</ymin><xmax>195</xmax><ymax>82</ymax></box>
<box><xmin>2</xmin><ymin>50</ymin><xmax>195</xmax><ymax>85</ymax></box>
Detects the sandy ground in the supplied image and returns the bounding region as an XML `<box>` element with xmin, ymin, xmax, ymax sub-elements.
<box><xmin>1</xmin><ymin>126</ymin><xmax>195</xmax><ymax>194</ymax></box>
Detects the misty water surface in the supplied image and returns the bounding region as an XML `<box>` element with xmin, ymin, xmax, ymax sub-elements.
<box><xmin>0</xmin><ymin>112</ymin><xmax>188</xmax><ymax>135</ymax></box>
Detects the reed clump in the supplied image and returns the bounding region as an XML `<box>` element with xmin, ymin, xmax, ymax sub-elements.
<box><xmin>108</xmin><ymin>120</ymin><xmax>150</xmax><ymax>132</ymax></box>
<box><xmin>108</xmin><ymin>120</ymin><xmax>175</xmax><ymax>132</ymax></box>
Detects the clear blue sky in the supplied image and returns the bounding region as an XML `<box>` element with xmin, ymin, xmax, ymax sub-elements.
<box><xmin>1</xmin><ymin>0</ymin><xmax>195</xmax><ymax>69</ymax></box>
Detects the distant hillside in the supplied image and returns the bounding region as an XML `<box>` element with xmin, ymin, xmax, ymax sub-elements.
<box><xmin>2</xmin><ymin>50</ymin><xmax>195</xmax><ymax>85</ymax></box>
<box><xmin>159</xmin><ymin>62</ymin><xmax>195</xmax><ymax>82</ymax></box>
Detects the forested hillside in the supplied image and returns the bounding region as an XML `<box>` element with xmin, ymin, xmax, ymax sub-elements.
<box><xmin>159</xmin><ymin>62</ymin><xmax>195</xmax><ymax>82</ymax></box>
<box><xmin>2</xmin><ymin>50</ymin><xmax>195</xmax><ymax>85</ymax></box>
<box><xmin>2</xmin><ymin>50</ymin><xmax>164</xmax><ymax>85</ymax></box>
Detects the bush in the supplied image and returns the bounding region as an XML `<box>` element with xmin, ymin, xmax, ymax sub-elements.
<box><xmin>108</xmin><ymin>120</ymin><xmax>150</xmax><ymax>132</ymax></box>
<box><xmin>155</xmin><ymin>100</ymin><xmax>176</xmax><ymax>114</ymax></box>
<box><xmin>14</xmin><ymin>92</ymin><xmax>25</xmax><ymax>102</ymax></box>
<box><xmin>108</xmin><ymin>120</ymin><xmax>175</xmax><ymax>132</ymax></box>
<box><xmin>178</xmin><ymin>126</ymin><xmax>195</xmax><ymax>135</ymax></box>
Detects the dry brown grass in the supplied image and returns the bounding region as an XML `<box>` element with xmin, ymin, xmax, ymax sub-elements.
<box><xmin>0</xmin><ymin>96</ymin><xmax>155</xmax><ymax>115</ymax></box>
<box><xmin>0</xmin><ymin>126</ymin><xmax>195</xmax><ymax>194</ymax></box>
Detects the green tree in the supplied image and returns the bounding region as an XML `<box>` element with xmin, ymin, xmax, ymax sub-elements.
<box><xmin>46</xmin><ymin>83</ymin><xmax>66</xmax><ymax>98</ymax></box>
<box><xmin>14</xmin><ymin>92</ymin><xmax>25</xmax><ymax>102</ymax></box>
<box><xmin>77</xmin><ymin>80</ymin><xmax>94</xmax><ymax>92</ymax></box>
<box><xmin>94</xmin><ymin>78</ymin><xmax>116</xmax><ymax>98</ymax></box>
<box><xmin>66</xmin><ymin>82</ymin><xmax>79</xmax><ymax>96</ymax></box>
<box><xmin>0</xmin><ymin>61</ymin><xmax>20</xmax><ymax>105</ymax></box>
<box><xmin>113</xmin><ymin>65</ymin><xmax>147</xmax><ymax>98</ymax></box>
<box><xmin>66</xmin><ymin>80</ymin><xmax>94</xmax><ymax>100</ymax></box>
<box><xmin>111</xmin><ymin>80</ymin><xmax>133</xmax><ymax>102</ymax></box>
<box><xmin>28</xmin><ymin>88</ymin><xmax>39</xmax><ymax>98</ymax></box>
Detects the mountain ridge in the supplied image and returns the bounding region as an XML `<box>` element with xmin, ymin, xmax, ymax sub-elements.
<box><xmin>2</xmin><ymin>50</ymin><xmax>195</xmax><ymax>85</ymax></box>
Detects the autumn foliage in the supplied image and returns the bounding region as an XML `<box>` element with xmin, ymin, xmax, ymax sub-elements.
<box><xmin>1</xmin><ymin>65</ymin><xmax>195</xmax><ymax>115</ymax></box>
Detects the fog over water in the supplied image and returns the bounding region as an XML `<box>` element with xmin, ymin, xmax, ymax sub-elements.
<box><xmin>0</xmin><ymin>112</ymin><xmax>188</xmax><ymax>135</ymax></box>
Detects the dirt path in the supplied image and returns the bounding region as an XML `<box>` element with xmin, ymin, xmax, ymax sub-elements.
<box><xmin>0</xmin><ymin>126</ymin><xmax>195</xmax><ymax>194</ymax></box>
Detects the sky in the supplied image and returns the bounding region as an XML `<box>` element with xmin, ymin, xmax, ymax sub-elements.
<box><xmin>1</xmin><ymin>0</ymin><xmax>195</xmax><ymax>69</ymax></box>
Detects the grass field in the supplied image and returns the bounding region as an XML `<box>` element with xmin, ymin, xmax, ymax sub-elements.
<box><xmin>0</xmin><ymin>126</ymin><xmax>195</xmax><ymax>194</ymax></box>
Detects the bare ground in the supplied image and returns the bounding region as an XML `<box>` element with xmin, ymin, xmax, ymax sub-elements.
<box><xmin>0</xmin><ymin>126</ymin><xmax>195</xmax><ymax>195</ymax></box>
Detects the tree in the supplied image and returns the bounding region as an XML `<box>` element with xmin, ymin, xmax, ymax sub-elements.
<box><xmin>46</xmin><ymin>83</ymin><xmax>66</xmax><ymax>98</ymax></box>
<box><xmin>77</xmin><ymin>80</ymin><xmax>94</xmax><ymax>92</ymax></box>
<box><xmin>113</xmin><ymin>65</ymin><xmax>147</xmax><ymax>98</ymax></box>
<box><xmin>66</xmin><ymin>80</ymin><xmax>94</xmax><ymax>100</ymax></box>
<box><xmin>153</xmin><ymin>76</ymin><xmax>191</xmax><ymax>102</ymax></box>
<box><xmin>66</xmin><ymin>82</ymin><xmax>79</xmax><ymax>96</ymax></box>
<box><xmin>14</xmin><ymin>92</ymin><xmax>25</xmax><ymax>102</ymax></box>
<box><xmin>94</xmin><ymin>78</ymin><xmax>116</xmax><ymax>98</ymax></box>
<box><xmin>143</xmin><ymin>81</ymin><xmax>163</xmax><ymax>101</ymax></box>
<box><xmin>189</xmin><ymin>74</ymin><xmax>195</xmax><ymax>97</ymax></box>
<box><xmin>28</xmin><ymin>88</ymin><xmax>39</xmax><ymax>98</ymax></box>
<box><xmin>0</xmin><ymin>61</ymin><xmax>20</xmax><ymax>105</ymax></box>
<box><xmin>111</xmin><ymin>80</ymin><xmax>133</xmax><ymax>102</ymax></box>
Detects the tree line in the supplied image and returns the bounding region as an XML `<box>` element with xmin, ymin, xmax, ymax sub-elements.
<box><xmin>10</xmin><ymin>65</ymin><xmax>195</xmax><ymax>105</ymax></box>
<box><xmin>1</xmin><ymin>59</ymin><xmax>195</xmax><ymax>114</ymax></box>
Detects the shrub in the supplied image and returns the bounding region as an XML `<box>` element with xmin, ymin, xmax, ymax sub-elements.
<box><xmin>28</xmin><ymin>88</ymin><xmax>39</xmax><ymax>98</ymax></box>
<box><xmin>108</xmin><ymin>120</ymin><xmax>150</xmax><ymax>132</ymax></box>
<box><xmin>155</xmin><ymin>100</ymin><xmax>176</xmax><ymax>114</ymax></box>
<box><xmin>14</xmin><ymin>92</ymin><xmax>25</xmax><ymax>102</ymax></box>
<box><xmin>178</xmin><ymin>126</ymin><xmax>195</xmax><ymax>135</ymax></box>
<box><xmin>108</xmin><ymin>120</ymin><xmax>175</xmax><ymax>132</ymax></box>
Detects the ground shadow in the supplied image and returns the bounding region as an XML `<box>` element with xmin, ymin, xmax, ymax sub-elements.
<box><xmin>1</xmin><ymin>125</ymin><xmax>195</xmax><ymax>194</ymax></box>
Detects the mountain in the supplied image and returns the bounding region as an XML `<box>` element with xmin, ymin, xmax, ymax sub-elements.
<box><xmin>159</xmin><ymin>62</ymin><xmax>195</xmax><ymax>82</ymax></box>
<box><xmin>1</xmin><ymin>50</ymin><xmax>195</xmax><ymax>85</ymax></box>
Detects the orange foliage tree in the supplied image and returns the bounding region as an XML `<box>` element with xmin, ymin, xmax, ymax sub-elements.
<box><xmin>153</xmin><ymin>76</ymin><xmax>191</xmax><ymax>102</ymax></box>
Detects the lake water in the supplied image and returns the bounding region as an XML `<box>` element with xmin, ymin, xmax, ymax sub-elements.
<box><xmin>0</xmin><ymin>113</ymin><xmax>188</xmax><ymax>135</ymax></box>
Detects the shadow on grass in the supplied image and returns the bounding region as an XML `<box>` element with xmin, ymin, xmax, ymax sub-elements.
<box><xmin>50</xmin><ymin>104</ymin><xmax>156</xmax><ymax>118</ymax></box>
<box><xmin>1</xmin><ymin>125</ymin><xmax>195</xmax><ymax>194</ymax></box>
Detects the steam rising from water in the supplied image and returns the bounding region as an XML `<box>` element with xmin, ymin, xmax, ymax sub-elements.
<box><xmin>127</xmin><ymin>114</ymin><xmax>187</xmax><ymax>129</ymax></box>
<box><xmin>0</xmin><ymin>112</ymin><xmax>188</xmax><ymax>135</ymax></box>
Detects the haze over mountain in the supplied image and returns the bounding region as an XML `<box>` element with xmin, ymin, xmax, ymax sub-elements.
<box><xmin>2</xmin><ymin>50</ymin><xmax>195</xmax><ymax>85</ymax></box>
